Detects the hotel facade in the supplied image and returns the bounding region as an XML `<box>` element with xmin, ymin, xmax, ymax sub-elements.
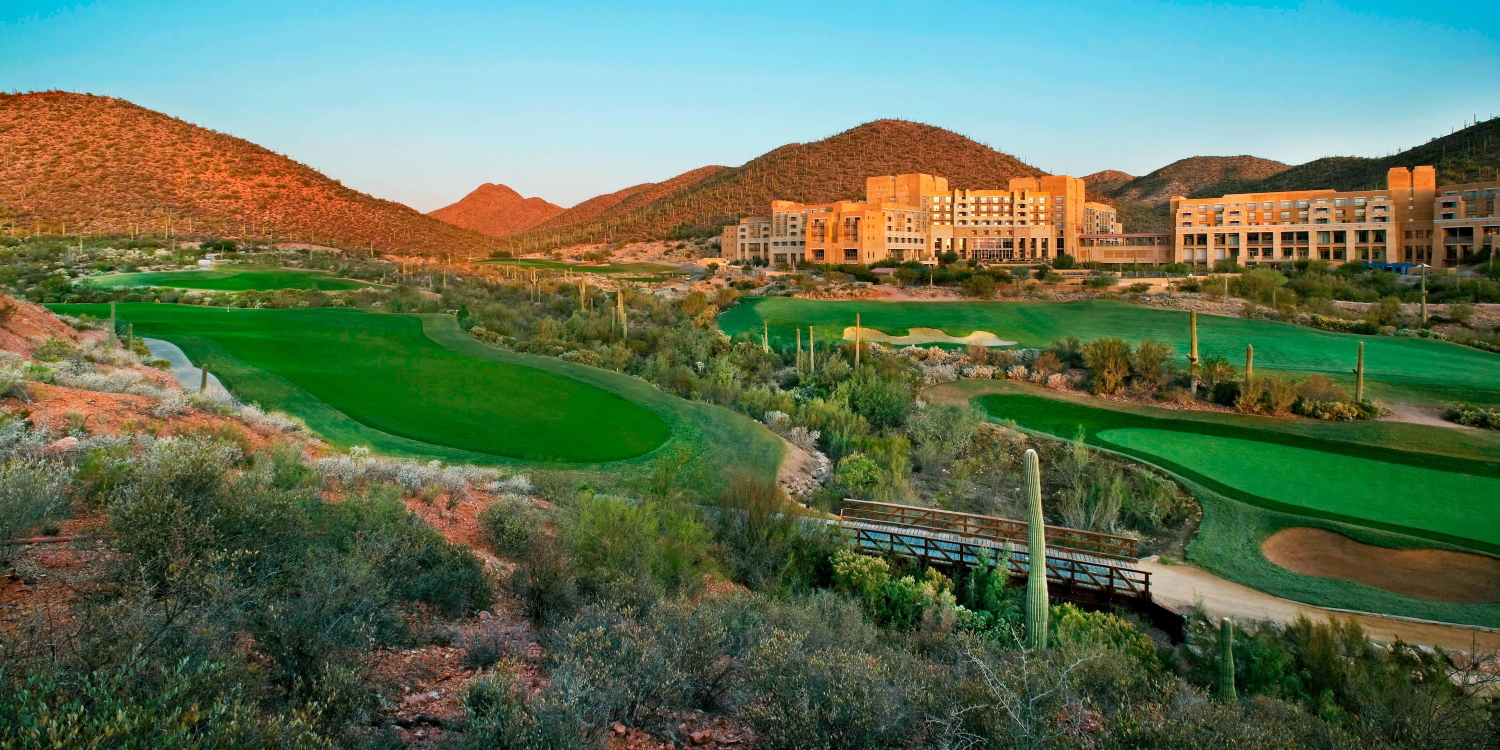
<box><xmin>722</xmin><ymin>172</ymin><xmax>1121</xmax><ymax>266</ymax></box>
<box><xmin>722</xmin><ymin>166</ymin><xmax>1499</xmax><ymax>270</ymax></box>
<box><xmin>1170</xmin><ymin>166</ymin><xmax>1500</xmax><ymax>269</ymax></box>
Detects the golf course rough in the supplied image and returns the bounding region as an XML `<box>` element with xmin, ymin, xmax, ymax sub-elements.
<box><xmin>51</xmin><ymin>304</ymin><xmax>669</xmax><ymax>463</ymax></box>
<box><xmin>720</xmin><ymin>298</ymin><xmax>1500</xmax><ymax>405</ymax></box>
<box><xmin>88</xmin><ymin>267</ymin><xmax>376</xmax><ymax>291</ymax></box>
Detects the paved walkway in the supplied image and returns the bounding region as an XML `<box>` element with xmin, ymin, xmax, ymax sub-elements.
<box><xmin>1141</xmin><ymin>557</ymin><xmax>1500</xmax><ymax>652</ymax></box>
<box><xmin>143</xmin><ymin>338</ymin><xmax>235</xmax><ymax>402</ymax></box>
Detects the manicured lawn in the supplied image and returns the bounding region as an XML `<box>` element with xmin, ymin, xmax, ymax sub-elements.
<box><xmin>1099</xmin><ymin>428</ymin><xmax>1500</xmax><ymax>550</ymax></box>
<box><xmin>88</xmin><ymin>267</ymin><xmax>376</xmax><ymax>291</ymax></box>
<box><xmin>721</xmin><ymin>298</ymin><xmax>1500</xmax><ymax>405</ymax></box>
<box><xmin>50</xmin><ymin>304</ymin><xmax>669</xmax><ymax>463</ymax></box>
<box><xmin>973</xmin><ymin>386</ymin><xmax>1500</xmax><ymax>551</ymax></box>
<box><xmin>957</xmin><ymin>380</ymin><xmax>1500</xmax><ymax>625</ymax></box>
<box><xmin>479</xmin><ymin>258</ymin><xmax>687</xmax><ymax>277</ymax></box>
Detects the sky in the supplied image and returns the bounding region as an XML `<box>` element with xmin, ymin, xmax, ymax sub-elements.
<box><xmin>4</xmin><ymin>1</ymin><xmax>1498</xmax><ymax>212</ymax></box>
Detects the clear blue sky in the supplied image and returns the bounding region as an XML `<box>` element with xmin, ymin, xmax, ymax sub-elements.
<box><xmin>4</xmin><ymin>1</ymin><xmax>1497</xmax><ymax>211</ymax></box>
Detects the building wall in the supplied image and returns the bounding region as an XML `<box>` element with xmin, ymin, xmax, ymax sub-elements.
<box><xmin>1433</xmin><ymin>179</ymin><xmax>1500</xmax><ymax>264</ymax></box>
<box><xmin>722</xmin><ymin>217</ymin><xmax>771</xmax><ymax>262</ymax></box>
<box><xmin>1168</xmin><ymin>166</ymin><xmax>1468</xmax><ymax>268</ymax></box>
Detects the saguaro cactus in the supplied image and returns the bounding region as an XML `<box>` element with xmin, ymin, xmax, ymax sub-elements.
<box><xmin>1354</xmin><ymin>341</ymin><xmax>1366</xmax><ymax>403</ymax></box>
<box><xmin>1024</xmin><ymin>448</ymin><xmax>1049</xmax><ymax>650</ymax></box>
<box><xmin>1188</xmin><ymin>311</ymin><xmax>1200</xmax><ymax>396</ymax></box>
<box><xmin>1219</xmin><ymin>617</ymin><xmax>1238</xmax><ymax>701</ymax></box>
<box><xmin>855</xmin><ymin>313</ymin><xmax>862</xmax><ymax>368</ymax></box>
<box><xmin>200</xmin><ymin>367</ymin><xmax>209</xmax><ymax>393</ymax></box>
<box><xmin>1244</xmin><ymin>344</ymin><xmax>1254</xmax><ymax>384</ymax></box>
<box><xmin>808</xmin><ymin>326</ymin><xmax>816</xmax><ymax>373</ymax></box>
<box><xmin>109</xmin><ymin>302</ymin><xmax>118</xmax><ymax>346</ymax></box>
<box><xmin>126</xmin><ymin>324</ymin><xmax>134</xmax><ymax>353</ymax></box>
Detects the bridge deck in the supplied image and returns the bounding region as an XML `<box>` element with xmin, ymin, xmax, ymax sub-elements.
<box><xmin>835</xmin><ymin>517</ymin><xmax>1151</xmax><ymax>603</ymax></box>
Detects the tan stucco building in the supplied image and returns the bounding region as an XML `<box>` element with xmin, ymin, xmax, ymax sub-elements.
<box><xmin>1170</xmin><ymin>166</ymin><xmax>1500</xmax><ymax>269</ymax></box>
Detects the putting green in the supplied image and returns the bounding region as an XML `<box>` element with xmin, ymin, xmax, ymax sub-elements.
<box><xmin>88</xmin><ymin>267</ymin><xmax>376</xmax><ymax>291</ymax></box>
<box><xmin>721</xmin><ymin>298</ymin><xmax>1500</xmax><ymax>405</ymax></box>
<box><xmin>49</xmin><ymin>304</ymin><xmax>668</xmax><ymax>463</ymax></box>
<box><xmin>1098</xmin><ymin>428</ymin><xmax>1500</xmax><ymax>550</ymax></box>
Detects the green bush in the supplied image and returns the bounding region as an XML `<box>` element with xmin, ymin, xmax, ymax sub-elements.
<box><xmin>0</xmin><ymin>457</ymin><xmax>71</xmax><ymax>564</ymax></box>
<box><xmin>480</xmin><ymin>495</ymin><xmax>546</xmax><ymax>556</ymax></box>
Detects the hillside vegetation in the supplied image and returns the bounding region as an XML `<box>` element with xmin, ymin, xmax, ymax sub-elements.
<box><xmin>499</xmin><ymin>119</ymin><xmax>1047</xmax><ymax>253</ymax></box>
<box><xmin>1211</xmin><ymin>117</ymin><xmax>1500</xmax><ymax>195</ymax></box>
<box><xmin>0</xmin><ymin>92</ymin><xmax>495</xmax><ymax>256</ymax></box>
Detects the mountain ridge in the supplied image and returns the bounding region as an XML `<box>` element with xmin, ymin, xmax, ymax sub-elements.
<box><xmin>428</xmin><ymin>183</ymin><xmax>563</xmax><ymax>236</ymax></box>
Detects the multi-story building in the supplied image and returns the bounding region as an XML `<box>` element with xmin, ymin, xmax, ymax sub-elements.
<box><xmin>1433</xmin><ymin>180</ymin><xmax>1500</xmax><ymax>264</ymax></box>
<box><xmin>720</xmin><ymin>217</ymin><xmax>771</xmax><ymax>262</ymax></box>
<box><xmin>1170</xmin><ymin>166</ymin><xmax>1500</xmax><ymax>269</ymax></box>
<box><xmin>727</xmin><ymin>172</ymin><xmax>1121</xmax><ymax>266</ymax></box>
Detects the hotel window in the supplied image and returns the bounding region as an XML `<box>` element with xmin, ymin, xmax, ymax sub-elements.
<box><xmin>1280</xmin><ymin>200</ymin><xmax>1292</xmax><ymax>208</ymax></box>
<box><xmin>1353</xmin><ymin>197</ymin><xmax>1366</xmax><ymax>207</ymax></box>
<box><xmin>1296</xmin><ymin>200</ymin><xmax>1310</xmax><ymax>209</ymax></box>
<box><xmin>1280</xmin><ymin>211</ymin><xmax>1291</xmax><ymax>219</ymax></box>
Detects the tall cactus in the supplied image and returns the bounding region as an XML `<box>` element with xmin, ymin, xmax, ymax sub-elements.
<box><xmin>1244</xmin><ymin>344</ymin><xmax>1254</xmax><ymax>384</ymax></box>
<box><xmin>1354</xmin><ymin>341</ymin><xmax>1365</xmax><ymax>403</ymax></box>
<box><xmin>1218</xmin><ymin>617</ymin><xmax>1238</xmax><ymax>701</ymax></box>
<box><xmin>1024</xmin><ymin>448</ymin><xmax>1049</xmax><ymax>650</ymax></box>
<box><xmin>109</xmin><ymin>301</ymin><xmax>118</xmax><ymax>347</ymax></box>
<box><xmin>1188</xmin><ymin>311</ymin><xmax>1200</xmax><ymax>397</ymax></box>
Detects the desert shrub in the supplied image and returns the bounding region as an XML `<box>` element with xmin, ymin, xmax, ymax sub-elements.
<box><xmin>1235</xmin><ymin>377</ymin><xmax>1267</xmax><ymax>414</ymax></box>
<box><xmin>1443</xmin><ymin>403</ymin><xmax>1500</xmax><ymax>429</ymax></box>
<box><xmin>1297</xmin><ymin>373</ymin><xmax>1349</xmax><ymax>403</ymax></box>
<box><xmin>1262</xmin><ymin>377</ymin><xmax>1299</xmax><ymax>415</ymax></box>
<box><xmin>1050</xmin><ymin>603</ymin><xmax>1159</xmax><ymax>669</ymax></box>
<box><xmin>565</xmin><ymin>493</ymin><xmax>714</xmax><ymax>598</ymax></box>
<box><xmin>480</xmin><ymin>494</ymin><xmax>546</xmax><ymax>556</ymax></box>
<box><xmin>1030</xmin><ymin>350</ymin><xmax>1065</xmax><ymax>377</ymax></box>
<box><xmin>907</xmin><ymin>404</ymin><xmax>983</xmax><ymax>472</ymax></box>
<box><xmin>464</xmin><ymin>620</ymin><xmax>533</xmax><ymax>671</ymax></box>
<box><xmin>1296</xmin><ymin>399</ymin><xmax>1361</xmax><ymax>421</ymax></box>
<box><xmin>836</xmin><ymin>369</ymin><xmax>911</xmax><ymax>430</ymax></box>
<box><xmin>714</xmin><ymin>470</ymin><xmax>838</xmax><ymax>591</ymax></box>
<box><xmin>0</xmin><ymin>457</ymin><xmax>72</xmax><ymax>563</ymax></box>
<box><xmin>1082</xmin><ymin>338</ymin><xmax>1132</xmax><ymax>394</ymax></box>
<box><xmin>1129</xmin><ymin>339</ymin><xmax>1174</xmax><ymax>387</ymax></box>
<box><xmin>1085</xmin><ymin>272</ymin><xmax>1118</xmax><ymax>289</ymax></box>
<box><xmin>0</xmin><ymin>658</ymin><xmax>332</xmax><ymax>750</ymax></box>
<box><xmin>511</xmin><ymin>537</ymin><xmax>580</xmax><ymax>624</ymax></box>
<box><xmin>961</xmin><ymin>273</ymin><xmax>997</xmax><ymax>298</ymax></box>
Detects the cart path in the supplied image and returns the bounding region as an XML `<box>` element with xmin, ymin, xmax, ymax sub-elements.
<box><xmin>1142</xmin><ymin>556</ymin><xmax>1500</xmax><ymax>652</ymax></box>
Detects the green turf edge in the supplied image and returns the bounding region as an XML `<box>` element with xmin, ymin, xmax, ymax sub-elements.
<box><xmin>415</xmin><ymin>313</ymin><xmax>785</xmax><ymax>493</ymax></box>
<box><xmin>949</xmin><ymin>381</ymin><xmax>1500</xmax><ymax>627</ymax></box>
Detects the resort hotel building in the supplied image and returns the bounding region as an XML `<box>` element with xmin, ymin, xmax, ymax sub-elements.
<box><xmin>721</xmin><ymin>172</ymin><xmax>1120</xmax><ymax>267</ymax></box>
<box><xmin>1170</xmin><ymin>166</ymin><xmax>1500</xmax><ymax>270</ymax></box>
<box><xmin>722</xmin><ymin>166</ymin><xmax>1500</xmax><ymax>271</ymax></box>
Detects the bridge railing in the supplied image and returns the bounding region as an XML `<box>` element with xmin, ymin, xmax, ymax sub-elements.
<box><xmin>839</xmin><ymin>500</ymin><xmax>1140</xmax><ymax>561</ymax></box>
<box><xmin>842</xmin><ymin>525</ymin><xmax>1151</xmax><ymax>601</ymax></box>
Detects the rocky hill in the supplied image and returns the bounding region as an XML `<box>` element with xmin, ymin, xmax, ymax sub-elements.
<box><xmin>528</xmin><ymin>165</ymin><xmax>725</xmax><ymax>235</ymax></box>
<box><xmin>1105</xmin><ymin>156</ymin><xmax>1292</xmax><ymax>205</ymax></box>
<box><xmin>1209</xmin><ymin>117</ymin><xmax>1500</xmax><ymax>195</ymax></box>
<box><xmin>428</xmin><ymin>183</ymin><xmax>563</xmax><ymax>236</ymax></box>
<box><xmin>0</xmin><ymin>92</ymin><xmax>494</xmax><ymax>257</ymax></box>
<box><xmin>1081</xmin><ymin>169</ymin><xmax>1135</xmax><ymax>195</ymax></box>
<box><xmin>500</xmin><ymin>119</ymin><xmax>1047</xmax><ymax>253</ymax></box>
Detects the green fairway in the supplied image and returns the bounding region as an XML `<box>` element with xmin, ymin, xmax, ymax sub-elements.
<box><xmin>50</xmin><ymin>304</ymin><xmax>668</xmax><ymax>463</ymax></box>
<box><xmin>1100</xmin><ymin>428</ymin><xmax>1500</xmax><ymax>549</ymax></box>
<box><xmin>479</xmin><ymin>258</ymin><xmax>687</xmax><ymax>277</ymax></box>
<box><xmin>972</xmin><ymin>386</ymin><xmax>1500</xmax><ymax>551</ymax></box>
<box><xmin>88</xmin><ymin>267</ymin><xmax>377</xmax><ymax>291</ymax></box>
<box><xmin>721</xmin><ymin>298</ymin><xmax>1500</xmax><ymax>405</ymax></box>
<box><xmin>961</xmin><ymin>380</ymin><xmax>1500</xmax><ymax>624</ymax></box>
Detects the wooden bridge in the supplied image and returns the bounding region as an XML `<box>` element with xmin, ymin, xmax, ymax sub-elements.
<box><xmin>834</xmin><ymin>501</ymin><xmax>1179</xmax><ymax>635</ymax></box>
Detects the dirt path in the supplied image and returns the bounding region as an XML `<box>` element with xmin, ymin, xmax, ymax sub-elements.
<box><xmin>1142</xmin><ymin>557</ymin><xmax>1500</xmax><ymax>652</ymax></box>
<box><xmin>1380</xmin><ymin>401</ymin><xmax>1469</xmax><ymax>430</ymax></box>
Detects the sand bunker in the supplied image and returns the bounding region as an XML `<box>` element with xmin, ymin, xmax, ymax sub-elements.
<box><xmin>1263</xmin><ymin>527</ymin><xmax>1500</xmax><ymax>604</ymax></box>
<box><xmin>843</xmin><ymin>326</ymin><xmax>1016</xmax><ymax>347</ymax></box>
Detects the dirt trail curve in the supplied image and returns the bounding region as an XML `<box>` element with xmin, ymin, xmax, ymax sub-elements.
<box><xmin>1142</xmin><ymin>557</ymin><xmax>1500</xmax><ymax>652</ymax></box>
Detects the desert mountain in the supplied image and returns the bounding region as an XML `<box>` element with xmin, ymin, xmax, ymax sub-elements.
<box><xmin>428</xmin><ymin>183</ymin><xmax>563</xmax><ymax>236</ymax></box>
<box><xmin>1102</xmin><ymin>156</ymin><xmax>1292</xmax><ymax>205</ymax></box>
<box><xmin>0</xmin><ymin>92</ymin><xmax>494</xmax><ymax>257</ymax></box>
<box><xmin>501</xmin><ymin>119</ymin><xmax>1046</xmax><ymax>252</ymax></box>
<box><xmin>1081</xmin><ymin>169</ymin><xmax>1135</xmax><ymax>195</ymax></box>
<box><xmin>1205</xmin><ymin>117</ymin><xmax>1500</xmax><ymax>196</ymax></box>
<box><xmin>530</xmin><ymin>165</ymin><xmax>726</xmax><ymax>234</ymax></box>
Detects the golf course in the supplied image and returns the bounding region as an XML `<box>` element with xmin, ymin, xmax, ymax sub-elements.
<box><xmin>88</xmin><ymin>266</ymin><xmax>378</xmax><ymax>291</ymax></box>
<box><xmin>720</xmin><ymin>298</ymin><xmax>1500</xmax><ymax>405</ymax></box>
<box><xmin>48</xmin><ymin>304</ymin><xmax>780</xmax><ymax>478</ymax></box>
<box><xmin>479</xmin><ymin>257</ymin><xmax>687</xmax><ymax>281</ymax></box>
<box><xmin>950</xmin><ymin>379</ymin><xmax>1500</xmax><ymax>625</ymax></box>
